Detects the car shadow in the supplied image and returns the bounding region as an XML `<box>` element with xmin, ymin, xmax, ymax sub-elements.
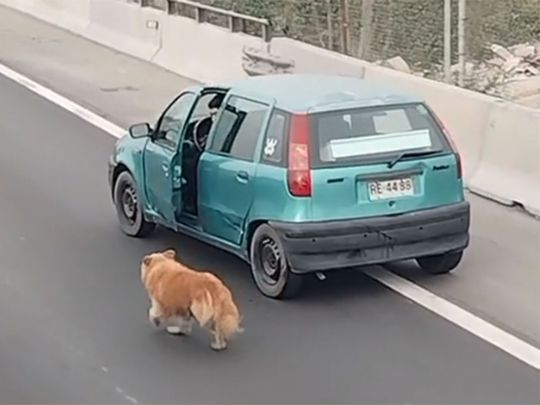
<box><xmin>139</xmin><ymin>226</ymin><xmax>429</xmax><ymax>304</ymax></box>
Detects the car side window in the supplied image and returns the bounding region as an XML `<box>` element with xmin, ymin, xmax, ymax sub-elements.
<box><xmin>209</xmin><ymin>96</ymin><xmax>269</xmax><ymax>161</ymax></box>
<box><xmin>261</xmin><ymin>110</ymin><xmax>288</xmax><ymax>165</ymax></box>
<box><xmin>156</xmin><ymin>92</ymin><xmax>196</xmax><ymax>146</ymax></box>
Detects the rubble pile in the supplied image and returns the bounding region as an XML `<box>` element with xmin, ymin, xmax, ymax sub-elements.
<box><xmin>379</xmin><ymin>41</ymin><xmax>540</xmax><ymax>103</ymax></box>
<box><xmin>461</xmin><ymin>41</ymin><xmax>540</xmax><ymax>99</ymax></box>
<box><xmin>489</xmin><ymin>42</ymin><xmax>540</xmax><ymax>78</ymax></box>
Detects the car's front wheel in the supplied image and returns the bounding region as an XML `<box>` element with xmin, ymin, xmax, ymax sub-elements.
<box><xmin>416</xmin><ymin>251</ymin><xmax>463</xmax><ymax>275</ymax></box>
<box><xmin>249</xmin><ymin>224</ymin><xmax>303</xmax><ymax>299</ymax></box>
<box><xmin>113</xmin><ymin>171</ymin><xmax>155</xmax><ymax>237</ymax></box>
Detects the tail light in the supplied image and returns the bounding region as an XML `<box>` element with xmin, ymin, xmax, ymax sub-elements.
<box><xmin>287</xmin><ymin>114</ymin><xmax>312</xmax><ymax>197</ymax></box>
<box><xmin>430</xmin><ymin>107</ymin><xmax>463</xmax><ymax>179</ymax></box>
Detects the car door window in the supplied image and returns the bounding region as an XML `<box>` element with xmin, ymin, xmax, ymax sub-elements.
<box><xmin>209</xmin><ymin>96</ymin><xmax>269</xmax><ymax>161</ymax></box>
<box><xmin>156</xmin><ymin>92</ymin><xmax>196</xmax><ymax>147</ymax></box>
<box><xmin>189</xmin><ymin>92</ymin><xmax>224</xmax><ymax>124</ymax></box>
<box><xmin>261</xmin><ymin>110</ymin><xmax>288</xmax><ymax>166</ymax></box>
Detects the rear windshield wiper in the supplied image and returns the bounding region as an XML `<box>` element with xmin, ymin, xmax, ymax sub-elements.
<box><xmin>387</xmin><ymin>150</ymin><xmax>443</xmax><ymax>169</ymax></box>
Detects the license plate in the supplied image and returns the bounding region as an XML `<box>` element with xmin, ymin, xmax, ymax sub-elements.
<box><xmin>368</xmin><ymin>177</ymin><xmax>414</xmax><ymax>200</ymax></box>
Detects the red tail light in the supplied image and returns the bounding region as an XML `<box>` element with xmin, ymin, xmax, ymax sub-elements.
<box><xmin>287</xmin><ymin>114</ymin><xmax>312</xmax><ymax>197</ymax></box>
<box><xmin>429</xmin><ymin>107</ymin><xmax>463</xmax><ymax>179</ymax></box>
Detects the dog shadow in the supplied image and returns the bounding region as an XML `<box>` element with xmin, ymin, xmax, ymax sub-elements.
<box><xmin>146</xmin><ymin>318</ymin><xmax>249</xmax><ymax>359</ymax></box>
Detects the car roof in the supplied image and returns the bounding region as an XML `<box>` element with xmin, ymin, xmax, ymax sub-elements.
<box><xmin>214</xmin><ymin>74</ymin><xmax>423</xmax><ymax>114</ymax></box>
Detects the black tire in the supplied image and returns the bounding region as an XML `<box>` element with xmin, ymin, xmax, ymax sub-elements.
<box><xmin>249</xmin><ymin>224</ymin><xmax>304</xmax><ymax>299</ymax></box>
<box><xmin>416</xmin><ymin>251</ymin><xmax>463</xmax><ymax>275</ymax></box>
<box><xmin>113</xmin><ymin>171</ymin><xmax>155</xmax><ymax>237</ymax></box>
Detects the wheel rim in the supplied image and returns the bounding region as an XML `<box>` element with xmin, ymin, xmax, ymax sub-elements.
<box><xmin>121</xmin><ymin>184</ymin><xmax>138</xmax><ymax>225</ymax></box>
<box><xmin>258</xmin><ymin>237</ymin><xmax>283</xmax><ymax>286</ymax></box>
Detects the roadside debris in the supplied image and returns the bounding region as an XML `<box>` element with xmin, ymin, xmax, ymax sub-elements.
<box><xmin>242</xmin><ymin>45</ymin><xmax>295</xmax><ymax>76</ymax></box>
<box><xmin>379</xmin><ymin>41</ymin><xmax>540</xmax><ymax>103</ymax></box>
<box><xmin>381</xmin><ymin>56</ymin><xmax>411</xmax><ymax>74</ymax></box>
<box><xmin>487</xmin><ymin>42</ymin><xmax>540</xmax><ymax>78</ymax></box>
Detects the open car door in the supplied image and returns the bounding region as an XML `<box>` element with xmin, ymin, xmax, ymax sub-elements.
<box><xmin>143</xmin><ymin>90</ymin><xmax>197</xmax><ymax>225</ymax></box>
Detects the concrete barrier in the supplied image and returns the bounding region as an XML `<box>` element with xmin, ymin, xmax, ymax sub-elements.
<box><xmin>152</xmin><ymin>15</ymin><xmax>265</xmax><ymax>84</ymax></box>
<box><xmin>468</xmin><ymin>102</ymin><xmax>540</xmax><ymax>216</ymax></box>
<box><xmin>271</xmin><ymin>38</ymin><xmax>368</xmax><ymax>79</ymax></box>
<box><xmin>85</xmin><ymin>0</ymin><xmax>163</xmax><ymax>61</ymax></box>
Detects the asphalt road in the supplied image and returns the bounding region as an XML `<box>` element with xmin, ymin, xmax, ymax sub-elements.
<box><xmin>1</xmin><ymin>4</ymin><xmax>538</xmax><ymax>350</ymax></box>
<box><xmin>1</xmin><ymin>69</ymin><xmax>540</xmax><ymax>405</ymax></box>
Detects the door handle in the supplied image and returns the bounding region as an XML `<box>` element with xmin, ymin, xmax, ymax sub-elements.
<box><xmin>236</xmin><ymin>170</ymin><xmax>249</xmax><ymax>183</ymax></box>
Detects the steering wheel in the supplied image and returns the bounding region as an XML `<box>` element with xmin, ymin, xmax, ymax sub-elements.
<box><xmin>193</xmin><ymin>117</ymin><xmax>212</xmax><ymax>152</ymax></box>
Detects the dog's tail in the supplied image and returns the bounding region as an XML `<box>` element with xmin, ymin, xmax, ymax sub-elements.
<box><xmin>190</xmin><ymin>286</ymin><xmax>243</xmax><ymax>339</ymax></box>
<box><xmin>216</xmin><ymin>296</ymin><xmax>243</xmax><ymax>340</ymax></box>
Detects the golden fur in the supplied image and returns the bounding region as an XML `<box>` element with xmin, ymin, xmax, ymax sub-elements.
<box><xmin>140</xmin><ymin>248</ymin><xmax>242</xmax><ymax>351</ymax></box>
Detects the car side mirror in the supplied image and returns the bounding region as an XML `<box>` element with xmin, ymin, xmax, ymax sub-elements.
<box><xmin>128</xmin><ymin>123</ymin><xmax>152</xmax><ymax>138</ymax></box>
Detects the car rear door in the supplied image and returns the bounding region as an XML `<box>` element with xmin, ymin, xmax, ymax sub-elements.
<box><xmin>198</xmin><ymin>94</ymin><xmax>273</xmax><ymax>245</ymax></box>
<box><xmin>308</xmin><ymin>103</ymin><xmax>463</xmax><ymax>221</ymax></box>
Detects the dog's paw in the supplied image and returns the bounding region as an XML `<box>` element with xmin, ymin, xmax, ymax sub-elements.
<box><xmin>166</xmin><ymin>326</ymin><xmax>184</xmax><ymax>335</ymax></box>
<box><xmin>210</xmin><ymin>340</ymin><xmax>228</xmax><ymax>351</ymax></box>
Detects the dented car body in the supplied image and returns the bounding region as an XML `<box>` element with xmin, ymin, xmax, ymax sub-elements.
<box><xmin>108</xmin><ymin>74</ymin><xmax>470</xmax><ymax>299</ymax></box>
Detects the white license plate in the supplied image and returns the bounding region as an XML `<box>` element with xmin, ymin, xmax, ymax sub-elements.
<box><xmin>368</xmin><ymin>177</ymin><xmax>414</xmax><ymax>200</ymax></box>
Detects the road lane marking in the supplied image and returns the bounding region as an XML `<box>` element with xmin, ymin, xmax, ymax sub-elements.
<box><xmin>115</xmin><ymin>387</ymin><xmax>139</xmax><ymax>404</ymax></box>
<box><xmin>1</xmin><ymin>61</ymin><xmax>539</xmax><ymax>372</ymax></box>
<box><xmin>364</xmin><ymin>268</ymin><xmax>540</xmax><ymax>370</ymax></box>
<box><xmin>0</xmin><ymin>63</ymin><xmax>125</xmax><ymax>139</ymax></box>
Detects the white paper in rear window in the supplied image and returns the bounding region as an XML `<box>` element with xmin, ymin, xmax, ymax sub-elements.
<box><xmin>328</xmin><ymin>129</ymin><xmax>432</xmax><ymax>159</ymax></box>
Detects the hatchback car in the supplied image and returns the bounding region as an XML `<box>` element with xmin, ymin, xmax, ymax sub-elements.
<box><xmin>108</xmin><ymin>74</ymin><xmax>470</xmax><ymax>299</ymax></box>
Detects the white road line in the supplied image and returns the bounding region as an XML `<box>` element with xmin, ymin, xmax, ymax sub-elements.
<box><xmin>0</xmin><ymin>63</ymin><xmax>125</xmax><ymax>139</ymax></box>
<box><xmin>1</xmin><ymin>61</ymin><xmax>539</xmax><ymax>372</ymax></box>
<box><xmin>364</xmin><ymin>268</ymin><xmax>540</xmax><ymax>371</ymax></box>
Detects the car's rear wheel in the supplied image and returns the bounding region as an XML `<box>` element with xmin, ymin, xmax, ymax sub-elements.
<box><xmin>416</xmin><ymin>251</ymin><xmax>463</xmax><ymax>275</ymax></box>
<box><xmin>249</xmin><ymin>224</ymin><xmax>303</xmax><ymax>299</ymax></box>
<box><xmin>113</xmin><ymin>171</ymin><xmax>155</xmax><ymax>237</ymax></box>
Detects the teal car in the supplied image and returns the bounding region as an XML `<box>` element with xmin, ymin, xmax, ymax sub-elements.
<box><xmin>108</xmin><ymin>74</ymin><xmax>470</xmax><ymax>299</ymax></box>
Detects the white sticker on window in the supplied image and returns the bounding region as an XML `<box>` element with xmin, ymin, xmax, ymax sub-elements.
<box><xmin>264</xmin><ymin>137</ymin><xmax>279</xmax><ymax>157</ymax></box>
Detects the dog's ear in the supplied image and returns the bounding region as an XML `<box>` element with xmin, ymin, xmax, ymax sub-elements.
<box><xmin>163</xmin><ymin>249</ymin><xmax>176</xmax><ymax>259</ymax></box>
<box><xmin>143</xmin><ymin>255</ymin><xmax>152</xmax><ymax>266</ymax></box>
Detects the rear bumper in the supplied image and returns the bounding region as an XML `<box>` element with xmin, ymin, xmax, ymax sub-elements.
<box><xmin>269</xmin><ymin>201</ymin><xmax>470</xmax><ymax>274</ymax></box>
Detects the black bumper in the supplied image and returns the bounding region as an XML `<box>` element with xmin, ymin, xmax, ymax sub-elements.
<box><xmin>269</xmin><ymin>201</ymin><xmax>470</xmax><ymax>274</ymax></box>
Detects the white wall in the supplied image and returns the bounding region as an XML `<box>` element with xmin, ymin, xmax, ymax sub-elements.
<box><xmin>152</xmin><ymin>15</ymin><xmax>263</xmax><ymax>83</ymax></box>
<box><xmin>85</xmin><ymin>0</ymin><xmax>163</xmax><ymax>61</ymax></box>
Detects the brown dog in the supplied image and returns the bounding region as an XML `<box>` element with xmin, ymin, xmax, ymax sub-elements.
<box><xmin>140</xmin><ymin>248</ymin><xmax>242</xmax><ymax>351</ymax></box>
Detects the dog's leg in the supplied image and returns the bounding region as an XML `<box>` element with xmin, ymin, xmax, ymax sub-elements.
<box><xmin>209</xmin><ymin>326</ymin><xmax>227</xmax><ymax>351</ymax></box>
<box><xmin>165</xmin><ymin>316</ymin><xmax>193</xmax><ymax>336</ymax></box>
<box><xmin>179</xmin><ymin>316</ymin><xmax>194</xmax><ymax>335</ymax></box>
<box><xmin>148</xmin><ymin>297</ymin><xmax>164</xmax><ymax>328</ymax></box>
<box><xmin>148</xmin><ymin>306</ymin><xmax>162</xmax><ymax>328</ymax></box>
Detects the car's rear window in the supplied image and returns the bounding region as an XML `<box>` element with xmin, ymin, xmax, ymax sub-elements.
<box><xmin>310</xmin><ymin>103</ymin><xmax>450</xmax><ymax>167</ymax></box>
